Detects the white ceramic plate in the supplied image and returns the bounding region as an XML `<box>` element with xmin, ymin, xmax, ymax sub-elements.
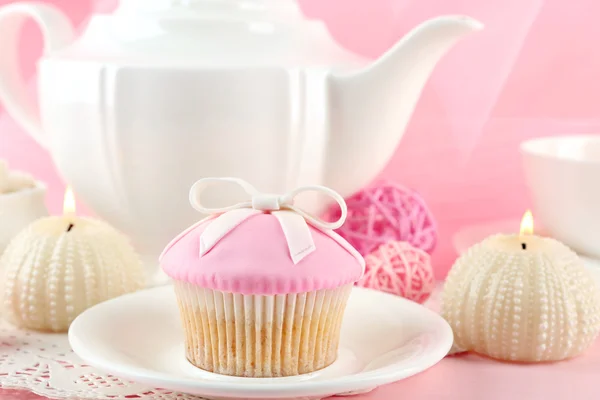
<box><xmin>69</xmin><ymin>286</ymin><xmax>452</xmax><ymax>400</ymax></box>
<box><xmin>452</xmin><ymin>219</ymin><xmax>600</xmax><ymax>278</ymax></box>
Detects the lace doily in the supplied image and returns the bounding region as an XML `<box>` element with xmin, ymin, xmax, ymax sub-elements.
<box><xmin>0</xmin><ymin>318</ymin><xmax>204</xmax><ymax>399</ymax></box>
<box><xmin>0</xmin><ymin>287</ymin><xmax>442</xmax><ymax>400</ymax></box>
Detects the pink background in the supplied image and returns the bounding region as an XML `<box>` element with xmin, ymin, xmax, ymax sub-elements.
<box><xmin>2</xmin><ymin>0</ymin><xmax>600</xmax><ymax>278</ymax></box>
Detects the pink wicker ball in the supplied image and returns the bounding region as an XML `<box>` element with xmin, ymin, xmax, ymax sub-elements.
<box><xmin>357</xmin><ymin>240</ymin><xmax>435</xmax><ymax>303</ymax></box>
<box><xmin>324</xmin><ymin>180</ymin><xmax>437</xmax><ymax>256</ymax></box>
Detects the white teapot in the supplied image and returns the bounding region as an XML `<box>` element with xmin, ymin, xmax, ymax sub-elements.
<box><xmin>0</xmin><ymin>0</ymin><xmax>482</xmax><ymax>283</ymax></box>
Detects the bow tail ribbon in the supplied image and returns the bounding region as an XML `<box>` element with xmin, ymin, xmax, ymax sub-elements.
<box><xmin>272</xmin><ymin>210</ymin><xmax>316</xmax><ymax>264</ymax></box>
<box><xmin>199</xmin><ymin>208</ymin><xmax>262</xmax><ymax>256</ymax></box>
<box><xmin>199</xmin><ymin>208</ymin><xmax>316</xmax><ymax>264</ymax></box>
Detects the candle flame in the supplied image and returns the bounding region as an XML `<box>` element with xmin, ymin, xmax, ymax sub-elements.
<box><xmin>520</xmin><ymin>210</ymin><xmax>534</xmax><ymax>235</ymax></box>
<box><xmin>63</xmin><ymin>186</ymin><xmax>76</xmax><ymax>215</ymax></box>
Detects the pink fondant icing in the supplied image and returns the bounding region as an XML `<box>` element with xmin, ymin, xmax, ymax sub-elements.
<box><xmin>160</xmin><ymin>213</ymin><xmax>364</xmax><ymax>295</ymax></box>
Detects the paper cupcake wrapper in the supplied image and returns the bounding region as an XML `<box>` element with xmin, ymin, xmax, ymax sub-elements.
<box><xmin>174</xmin><ymin>282</ymin><xmax>352</xmax><ymax>377</ymax></box>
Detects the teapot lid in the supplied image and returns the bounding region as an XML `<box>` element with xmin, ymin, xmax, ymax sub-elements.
<box><xmin>53</xmin><ymin>0</ymin><xmax>365</xmax><ymax>67</ymax></box>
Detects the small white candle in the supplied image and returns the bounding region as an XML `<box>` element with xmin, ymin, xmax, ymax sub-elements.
<box><xmin>442</xmin><ymin>210</ymin><xmax>600</xmax><ymax>362</ymax></box>
<box><xmin>0</xmin><ymin>187</ymin><xmax>145</xmax><ymax>332</ymax></box>
<box><xmin>0</xmin><ymin>160</ymin><xmax>35</xmax><ymax>194</ymax></box>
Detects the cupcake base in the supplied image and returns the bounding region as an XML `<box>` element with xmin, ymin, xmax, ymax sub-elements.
<box><xmin>174</xmin><ymin>282</ymin><xmax>352</xmax><ymax>377</ymax></box>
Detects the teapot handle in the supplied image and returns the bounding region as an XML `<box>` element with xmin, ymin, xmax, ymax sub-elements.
<box><xmin>0</xmin><ymin>2</ymin><xmax>75</xmax><ymax>148</ymax></box>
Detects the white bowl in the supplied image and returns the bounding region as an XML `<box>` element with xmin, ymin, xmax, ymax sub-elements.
<box><xmin>521</xmin><ymin>134</ymin><xmax>600</xmax><ymax>259</ymax></box>
<box><xmin>0</xmin><ymin>182</ymin><xmax>48</xmax><ymax>253</ymax></box>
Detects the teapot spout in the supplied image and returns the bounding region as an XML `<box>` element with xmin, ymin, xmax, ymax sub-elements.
<box><xmin>326</xmin><ymin>15</ymin><xmax>483</xmax><ymax>197</ymax></box>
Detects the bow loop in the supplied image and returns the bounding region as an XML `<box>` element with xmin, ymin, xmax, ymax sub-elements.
<box><xmin>285</xmin><ymin>185</ymin><xmax>347</xmax><ymax>230</ymax></box>
<box><xmin>189</xmin><ymin>177</ymin><xmax>257</xmax><ymax>215</ymax></box>
<box><xmin>189</xmin><ymin>177</ymin><xmax>347</xmax><ymax>230</ymax></box>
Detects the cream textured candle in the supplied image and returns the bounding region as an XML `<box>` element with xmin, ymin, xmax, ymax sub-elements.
<box><xmin>0</xmin><ymin>160</ymin><xmax>7</xmax><ymax>190</ymax></box>
<box><xmin>0</xmin><ymin>187</ymin><xmax>145</xmax><ymax>332</ymax></box>
<box><xmin>442</xmin><ymin>226</ymin><xmax>600</xmax><ymax>362</ymax></box>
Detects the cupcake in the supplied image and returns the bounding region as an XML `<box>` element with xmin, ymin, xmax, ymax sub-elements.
<box><xmin>160</xmin><ymin>177</ymin><xmax>364</xmax><ymax>377</ymax></box>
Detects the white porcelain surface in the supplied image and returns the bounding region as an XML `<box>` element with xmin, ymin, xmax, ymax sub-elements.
<box><xmin>452</xmin><ymin>219</ymin><xmax>600</xmax><ymax>281</ymax></box>
<box><xmin>521</xmin><ymin>135</ymin><xmax>600</xmax><ymax>259</ymax></box>
<box><xmin>69</xmin><ymin>286</ymin><xmax>453</xmax><ymax>400</ymax></box>
<box><xmin>0</xmin><ymin>0</ymin><xmax>482</xmax><ymax>282</ymax></box>
<box><xmin>0</xmin><ymin>183</ymin><xmax>48</xmax><ymax>254</ymax></box>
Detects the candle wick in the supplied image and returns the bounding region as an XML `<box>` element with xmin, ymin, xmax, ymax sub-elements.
<box><xmin>66</xmin><ymin>223</ymin><xmax>74</xmax><ymax>232</ymax></box>
<box><xmin>521</xmin><ymin>242</ymin><xmax>527</xmax><ymax>250</ymax></box>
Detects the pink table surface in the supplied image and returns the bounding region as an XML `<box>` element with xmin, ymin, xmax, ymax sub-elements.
<box><xmin>3</xmin><ymin>285</ymin><xmax>600</xmax><ymax>400</ymax></box>
<box><xmin>3</xmin><ymin>341</ymin><xmax>600</xmax><ymax>400</ymax></box>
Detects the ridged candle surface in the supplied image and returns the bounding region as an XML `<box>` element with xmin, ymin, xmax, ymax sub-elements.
<box><xmin>441</xmin><ymin>234</ymin><xmax>600</xmax><ymax>362</ymax></box>
<box><xmin>0</xmin><ymin>216</ymin><xmax>145</xmax><ymax>332</ymax></box>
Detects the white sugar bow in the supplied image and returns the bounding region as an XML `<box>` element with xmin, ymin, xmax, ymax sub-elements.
<box><xmin>189</xmin><ymin>177</ymin><xmax>349</xmax><ymax>264</ymax></box>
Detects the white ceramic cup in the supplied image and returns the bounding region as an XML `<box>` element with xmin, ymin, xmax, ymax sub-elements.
<box><xmin>0</xmin><ymin>182</ymin><xmax>49</xmax><ymax>254</ymax></box>
<box><xmin>521</xmin><ymin>134</ymin><xmax>600</xmax><ymax>259</ymax></box>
